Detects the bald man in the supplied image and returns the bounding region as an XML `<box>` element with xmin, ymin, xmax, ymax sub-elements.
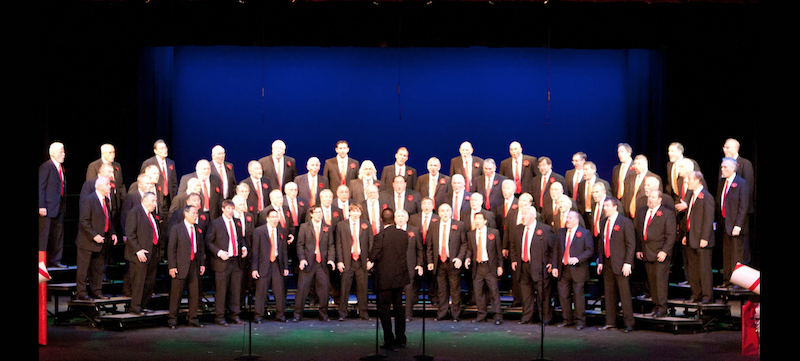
<box><xmin>259</xmin><ymin>140</ymin><xmax>297</xmax><ymax>193</ymax></box>
<box><xmin>210</xmin><ymin>145</ymin><xmax>237</xmax><ymax>200</ymax></box>
<box><xmin>499</xmin><ymin>141</ymin><xmax>539</xmax><ymax>197</ymax></box>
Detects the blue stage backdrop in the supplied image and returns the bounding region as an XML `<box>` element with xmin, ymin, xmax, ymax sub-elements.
<box><xmin>145</xmin><ymin>46</ymin><xmax>659</xmax><ymax>183</ymax></box>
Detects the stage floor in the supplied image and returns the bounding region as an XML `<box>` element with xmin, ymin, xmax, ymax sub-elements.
<box><xmin>39</xmin><ymin>297</ymin><xmax>758</xmax><ymax>361</ymax></box>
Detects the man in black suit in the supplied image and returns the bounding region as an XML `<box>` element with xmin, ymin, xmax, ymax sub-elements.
<box><xmin>565</xmin><ymin>152</ymin><xmax>587</xmax><ymax>201</ymax></box>
<box><xmin>465</xmin><ymin>212</ymin><xmax>504</xmax><ymax>324</ymax></box>
<box><xmin>233</xmin><ymin>194</ymin><xmax>257</xmax><ymax>300</ymax></box>
<box><xmin>409</xmin><ymin>197</ymin><xmax>440</xmax><ymax>306</ymax></box>
<box><xmin>140</xmin><ymin>139</ymin><xmax>178</xmax><ymax>206</ymax></box>
<box><xmin>350</xmin><ymin>160</ymin><xmax>381</xmax><ymax>205</ymax></box>
<box><xmin>85</xmin><ymin>143</ymin><xmax>127</xmax><ymax>209</ymax></box>
<box><xmin>242</xmin><ymin>160</ymin><xmax>273</xmax><ymax>214</ymax></box>
<box><xmin>394</xmin><ymin>209</ymin><xmax>425</xmax><ymax>322</ymax></box>
<box><xmin>577</xmin><ymin>161</ymin><xmax>610</xmax><ymax>228</ymax></box>
<box><xmin>552</xmin><ymin>210</ymin><xmax>594</xmax><ymax>329</ymax></box>
<box><xmin>211</xmin><ymin>145</ymin><xmax>237</xmax><ymax>200</ymax></box>
<box><xmin>295</xmin><ymin>157</ymin><xmax>328</xmax><ymax>208</ymax></box>
<box><xmin>445</xmin><ymin>174</ymin><xmax>471</xmax><ymax>222</ymax></box>
<box><xmin>472</xmin><ymin>158</ymin><xmax>507</xmax><ymax>213</ymax></box>
<box><xmin>511</xmin><ymin>206</ymin><xmax>555</xmax><ymax>325</ymax></box>
<box><xmin>335</xmin><ymin>204</ymin><xmax>374</xmax><ymax>321</ymax></box>
<box><xmin>125</xmin><ymin>192</ymin><xmax>161</xmax><ymax>315</ymax></box>
<box><xmin>380</xmin><ymin>146</ymin><xmax>418</xmax><ymax>192</ymax></box>
<box><xmin>206</xmin><ymin>200</ymin><xmax>248</xmax><ymax>326</ymax></box>
<box><xmin>596</xmin><ymin>198</ymin><xmax>636</xmax><ymax>332</ymax></box>
<box><xmin>369</xmin><ymin>208</ymin><xmax>411</xmax><ymax>349</ymax></box>
<box><xmin>416</xmin><ymin>157</ymin><xmax>451</xmax><ymax>212</ymax></box>
<box><xmin>682</xmin><ymin>171</ymin><xmax>716</xmax><ymax>304</ymax></box>
<box><xmin>379</xmin><ymin>175</ymin><xmax>421</xmax><ymax>216</ymax></box>
<box><xmin>498</xmin><ymin>141</ymin><xmax>538</xmax><ymax>197</ymax></box>
<box><xmin>293</xmin><ymin>205</ymin><xmax>336</xmax><ymax>322</ymax></box>
<box><xmin>323</xmin><ymin>140</ymin><xmax>360</xmax><ymax>189</ymax></box>
<box><xmin>634</xmin><ymin>191</ymin><xmax>676</xmax><ymax>318</ymax></box>
<box><xmin>717</xmin><ymin>158</ymin><xmax>751</xmax><ymax>288</ymax></box>
<box><xmin>259</xmin><ymin>139</ymin><xmax>297</xmax><ymax>193</ymax></box>
<box><xmin>167</xmin><ymin>205</ymin><xmax>206</xmax><ymax>328</ymax></box>
<box><xmin>722</xmin><ymin>138</ymin><xmax>755</xmax><ymax>214</ymax></box>
<box><xmin>362</xmin><ymin>184</ymin><xmax>384</xmax><ymax>236</ymax></box>
<box><xmin>143</xmin><ymin>164</ymin><xmax>171</xmax><ymax>225</ymax></box>
<box><xmin>39</xmin><ymin>142</ymin><xmax>67</xmax><ymax>268</ymax></box>
<box><xmin>611</xmin><ymin>143</ymin><xmax>635</xmax><ymax>201</ymax></box>
<box><xmin>75</xmin><ymin>176</ymin><xmax>118</xmax><ymax>300</ymax></box>
<box><xmin>177</xmin><ymin>160</ymin><xmax>224</xmax><ymax>220</ymax></box>
<box><xmin>80</xmin><ymin>163</ymin><xmax>124</xmax><ymax>240</ymax></box>
<box><xmin>251</xmin><ymin>208</ymin><xmax>290</xmax><ymax>323</ymax></box>
<box><xmin>426</xmin><ymin>203</ymin><xmax>467</xmax><ymax>322</ymax></box>
<box><xmin>623</xmin><ymin>155</ymin><xmax>662</xmax><ymax>219</ymax></box>
<box><xmin>450</xmin><ymin>141</ymin><xmax>483</xmax><ymax>193</ymax></box>
<box><xmin>531</xmin><ymin>156</ymin><xmax>567</xmax><ymax>213</ymax></box>
<box><xmin>666</xmin><ymin>142</ymin><xmax>701</xmax><ymax>201</ymax></box>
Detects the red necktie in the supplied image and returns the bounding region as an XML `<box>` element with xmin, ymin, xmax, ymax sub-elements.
<box><xmin>515</xmin><ymin>160</ymin><xmax>521</xmax><ymax>194</ymax></box>
<box><xmin>476</xmin><ymin>229</ymin><xmax>484</xmax><ymax>263</ymax></box>
<box><xmin>103</xmin><ymin>197</ymin><xmax>109</xmax><ymax>232</ymax></box>
<box><xmin>203</xmin><ymin>180</ymin><xmax>210</xmax><ymax>211</ymax></box>
<box><xmin>256</xmin><ymin>181</ymin><xmax>264</xmax><ymax>212</ymax></box>
<box><xmin>440</xmin><ymin>224</ymin><xmax>448</xmax><ymax>263</ymax></box>
<box><xmin>522</xmin><ymin>226</ymin><xmax>530</xmax><ymax>262</ymax></box>
<box><xmin>270</xmin><ymin>228</ymin><xmax>277</xmax><ymax>262</ymax></box>
<box><xmin>228</xmin><ymin>219</ymin><xmax>237</xmax><ymax>257</ymax></box>
<box><xmin>190</xmin><ymin>225</ymin><xmax>196</xmax><ymax>261</ymax></box>
<box><xmin>453</xmin><ymin>194</ymin><xmax>460</xmax><ymax>220</ymax></box>
<box><xmin>539</xmin><ymin>178</ymin><xmax>546</xmax><ymax>208</ymax></box>
<box><xmin>276</xmin><ymin>160</ymin><xmax>283</xmax><ymax>191</ymax></box>
<box><xmin>315</xmin><ymin>225</ymin><xmax>322</xmax><ymax>263</ymax></box>
<box><xmin>279</xmin><ymin>209</ymin><xmax>286</xmax><ymax>228</ymax></box>
<box><xmin>485</xmin><ymin>179</ymin><xmax>492</xmax><ymax>210</ymax></box>
<box><xmin>150</xmin><ymin>213</ymin><xmax>159</xmax><ymax>245</ymax></box>
<box><xmin>563</xmin><ymin>229</ymin><xmax>572</xmax><ymax>265</ymax></box>
<box><xmin>644</xmin><ymin>210</ymin><xmax>654</xmax><ymax>241</ymax></box>
<box><xmin>593</xmin><ymin>203</ymin><xmax>601</xmax><ymax>237</ymax></box>
<box><xmin>291</xmin><ymin>200</ymin><xmax>299</xmax><ymax>226</ymax></box>
<box><xmin>721</xmin><ymin>179</ymin><xmax>729</xmax><ymax>218</ymax></box>
<box><xmin>351</xmin><ymin>222</ymin><xmax>359</xmax><ymax>261</ymax></box>
<box><xmin>160</xmin><ymin>162</ymin><xmax>168</xmax><ymax>196</ymax></box>
<box><xmin>59</xmin><ymin>165</ymin><xmax>65</xmax><ymax>197</ymax></box>
<box><xmin>604</xmin><ymin>220</ymin><xmax>611</xmax><ymax>258</ymax></box>
<box><xmin>422</xmin><ymin>214</ymin><xmax>428</xmax><ymax>243</ymax></box>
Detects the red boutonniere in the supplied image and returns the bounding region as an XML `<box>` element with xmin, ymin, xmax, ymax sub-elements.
<box><xmin>381</xmin><ymin>204</ymin><xmax>388</xmax><ymax>210</ymax></box>
<box><xmin>488</xmin><ymin>234</ymin><xmax>495</xmax><ymax>240</ymax></box>
<box><xmin>407</xmin><ymin>170</ymin><xmax>413</xmax><ymax>176</ymax></box>
<box><xmin>248</xmin><ymin>206</ymin><xmax>254</xmax><ymax>212</ymax></box>
<box><xmin>286</xmin><ymin>211</ymin><xmax>292</xmax><ymax>219</ymax></box>
<box><xmin>440</xmin><ymin>178</ymin><xmax>447</xmax><ymax>185</ymax></box>
<box><xmin>464</xmin><ymin>195</ymin><xmax>471</xmax><ymax>201</ymax></box>
<box><xmin>408</xmin><ymin>231</ymin><xmax>415</xmax><ymax>238</ymax></box>
<box><xmin>361</xmin><ymin>223</ymin><xmax>369</xmax><ymax>229</ymax></box>
<box><xmin>628</xmin><ymin>165</ymin><xmax>634</xmax><ymax>171</ymax></box>
<box><xmin>613</xmin><ymin>225</ymin><xmax>620</xmax><ymax>232</ymax></box>
<box><xmin>154</xmin><ymin>215</ymin><xmax>160</xmax><ymax>221</ymax></box>
<box><xmin>286</xmin><ymin>161</ymin><xmax>292</xmax><ymax>167</ymax></box>
<box><xmin>262</xmin><ymin>183</ymin><xmax>269</xmax><ymax>190</ymax></box>
<box><xmin>197</xmin><ymin>228</ymin><xmax>203</xmax><ymax>234</ymax></box>
<box><xmin>333</xmin><ymin>211</ymin><xmax>339</xmax><ymax>218</ymax></box>
<box><xmin>319</xmin><ymin>183</ymin><xmax>325</xmax><ymax>188</ymax></box>
<box><xmin>246</xmin><ymin>216</ymin><xmax>252</xmax><ymax>222</ymax></box>
<box><xmin>511</xmin><ymin>204</ymin><xmax>518</xmax><ymax>209</ymax></box>
<box><xmin>215</xmin><ymin>186</ymin><xmax>220</xmax><ymax>193</ymax></box>
<box><xmin>157</xmin><ymin>185</ymin><xmax>163</xmax><ymax>193</ymax></box>
<box><xmin>432</xmin><ymin>218</ymin><xmax>439</xmax><ymax>222</ymax></box>
<box><xmin>226</xmin><ymin>164</ymin><xmax>233</xmax><ymax>170</ymax></box>
<box><xmin>350</xmin><ymin>163</ymin><xmax>356</xmax><ymax>169</ymax></box>
<box><xmin>656</xmin><ymin>211</ymin><xmax>663</xmax><ymax>217</ymax></box>
<box><xmin>407</xmin><ymin>195</ymin><xmax>414</xmax><ymax>201</ymax></box>
<box><xmin>576</xmin><ymin>231</ymin><xmax>582</xmax><ymax>238</ymax></box>
<box><xmin>523</xmin><ymin>160</ymin><xmax>530</xmax><ymax>167</ymax></box>
<box><xmin>536</xmin><ymin>229</ymin><xmax>543</xmax><ymax>236</ymax></box>
<box><xmin>280</xmin><ymin>233</ymin><xmax>284</xmax><ymax>240</ymax></box>
<box><xmin>299</xmin><ymin>201</ymin><xmax>305</xmax><ymax>207</ymax></box>
<box><xmin>549</xmin><ymin>177</ymin><xmax>556</xmax><ymax>184</ymax></box>
<box><xmin>169</xmin><ymin>164</ymin><xmax>174</xmax><ymax>171</ymax></box>
<box><xmin>114</xmin><ymin>166</ymin><xmax>120</xmax><ymax>172</ymax></box>
<box><xmin>375</xmin><ymin>181</ymin><xmax>381</xmax><ymax>187</ymax></box>
<box><xmin>452</xmin><ymin>224</ymin><xmax>458</xmax><ymax>230</ymax></box>
<box><xmin>697</xmin><ymin>193</ymin><xmax>705</xmax><ymax>200</ymax></box>
<box><xmin>474</xmin><ymin>162</ymin><xmax>481</xmax><ymax>168</ymax></box>
<box><xmin>322</xmin><ymin>226</ymin><xmax>329</xmax><ymax>232</ymax></box>
<box><xmin>493</xmin><ymin>179</ymin><xmax>499</xmax><ymax>186</ymax></box>
<box><xmin>731</xmin><ymin>182</ymin><xmax>738</xmax><ymax>188</ymax></box>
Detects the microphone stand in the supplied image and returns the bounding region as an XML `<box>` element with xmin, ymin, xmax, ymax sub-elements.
<box><xmin>532</xmin><ymin>226</ymin><xmax>551</xmax><ymax>361</ymax></box>
<box><xmin>414</xmin><ymin>269</ymin><xmax>433</xmax><ymax>361</ymax></box>
<box><xmin>362</xmin><ymin>264</ymin><xmax>385</xmax><ymax>361</ymax></box>
<box><xmin>236</xmin><ymin>277</ymin><xmax>259</xmax><ymax>361</ymax></box>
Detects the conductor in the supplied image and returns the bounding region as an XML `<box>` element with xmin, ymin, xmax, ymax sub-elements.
<box><xmin>368</xmin><ymin>208</ymin><xmax>410</xmax><ymax>350</ymax></box>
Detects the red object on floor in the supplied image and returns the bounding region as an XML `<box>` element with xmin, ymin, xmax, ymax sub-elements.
<box><xmin>39</xmin><ymin>251</ymin><xmax>48</xmax><ymax>346</ymax></box>
<box><xmin>741</xmin><ymin>301</ymin><xmax>759</xmax><ymax>356</ymax></box>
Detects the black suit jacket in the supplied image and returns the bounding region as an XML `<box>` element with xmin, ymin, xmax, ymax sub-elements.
<box><xmin>241</xmin><ymin>177</ymin><xmax>273</xmax><ymax>213</ymax></box>
<box><xmin>416</xmin><ymin>173</ymin><xmax>452</xmax><ymax>210</ymax></box>
<box><xmin>335</xmin><ymin>218</ymin><xmax>374</xmax><ymax>269</ymax></box>
<box><xmin>348</xmin><ymin>178</ymin><xmax>381</xmax><ymax>204</ymax></box>
<box><xmin>450</xmin><ymin>156</ymin><xmax>484</xmax><ymax>191</ymax></box>
<box><xmin>210</xmin><ymin>161</ymin><xmax>237</xmax><ymax>199</ymax></box>
<box><xmin>610</xmin><ymin>161</ymin><xmax>635</xmax><ymax>201</ymax></box>
<box><xmin>380</xmin><ymin>164</ymin><xmax>418</xmax><ymax>192</ymax></box>
<box><xmin>294</xmin><ymin>173</ymin><xmax>328</xmax><ymax>207</ymax></box>
<box><xmin>499</xmin><ymin>155</ymin><xmax>538</xmax><ymax>195</ymax></box>
<box><xmin>177</xmin><ymin>174</ymin><xmax>224</xmax><ymax>219</ymax></box>
<box><xmin>576</xmin><ymin>177</ymin><xmax>611</xmax><ymax>215</ymax></box>
<box><xmin>378</xmin><ymin>189</ymin><xmax>422</xmax><ymax>216</ymax></box>
<box><xmin>409</xmin><ymin>212</ymin><xmax>440</xmax><ymax>263</ymax></box>
<box><xmin>531</xmin><ymin>172</ymin><xmax>567</xmax><ymax>211</ymax></box>
<box><xmin>471</xmin><ymin>173</ymin><xmax>508</xmax><ymax>212</ymax></box>
<box><xmin>719</xmin><ymin>156</ymin><xmax>755</xmax><ymax>213</ymax></box>
<box><xmin>141</xmin><ymin>156</ymin><xmax>178</xmax><ymax>198</ymax></box>
<box><xmin>168</xmin><ymin>221</ymin><xmax>205</xmax><ymax>279</ymax></box>
<box><xmin>205</xmin><ymin>216</ymin><xmax>247</xmax><ymax>272</ymax></box>
<box><xmin>554</xmin><ymin>226</ymin><xmax>594</xmax><ymax>283</ymax></box>
<box><xmin>425</xmin><ymin>219</ymin><xmax>467</xmax><ymax>271</ymax></box>
<box><xmin>251</xmin><ymin>224</ymin><xmax>290</xmax><ymax>274</ymax></box>
<box><xmin>444</xmin><ymin>190</ymin><xmax>472</xmax><ymax>220</ymax></box>
<box><xmin>323</xmin><ymin>156</ymin><xmax>360</xmax><ymax>189</ymax></box>
<box><xmin>510</xmin><ymin>222</ymin><xmax>555</xmax><ymax>282</ymax></box>
<box><xmin>86</xmin><ymin>159</ymin><xmax>127</xmax><ymax>194</ymax></box>
<box><xmin>125</xmin><ymin>204</ymin><xmax>161</xmax><ymax>263</ymax></box>
<box><xmin>460</xmin><ymin>209</ymin><xmax>497</xmax><ymax>232</ymax></box>
<box><xmin>622</xmin><ymin>171</ymin><xmax>662</xmax><ymax>217</ymax></box>
<box><xmin>369</xmin><ymin>226</ymin><xmax>411</xmax><ymax>291</ymax></box>
<box><xmin>76</xmin><ymin>193</ymin><xmax>116</xmax><ymax>252</ymax></box>
<box><xmin>39</xmin><ymin>159</ymin><xmax>65</xmax><ymax>217</ymax></box>
<box><xmin>296</xmin><ymin>221</ymin><xmax>335</xmax><ymax>266</ymax></box>
<box><xmin>666</xmin><ymin>158</ymin><xmax>700</xmax><ymax>199</ymax></box>
<box><xmin>716</xmin><ymin>175</ymin><xmax>750</xmax><ymax>235</ymax></box>
<box><xmin>259</xmin><ymin>155</ymin><xmax>297</xmax><ymax>192</ymax></box>
<box><xmin>466</xmin><ymin>227</ymin><xmax>503</xmax><ymax>272</ymax></box>
<box><xmin>684</xmin><ymin>188</ymin><xmax>716</xmax><ymax>249</ymax></box>
<box><xmin>634</xmin><ymin>206</ymin><xmax>677</xmax><ymax>262</ymax></box>
<box><xmin>596</xmin><ymin>215</ymin><xmax>636</xmax><ymax>275</ymax></box>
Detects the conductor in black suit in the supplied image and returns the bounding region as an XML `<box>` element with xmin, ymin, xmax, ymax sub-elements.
<box><xmin>369</xmin><ymin>208</ymin><xmax>411</xmax><ymax>349</ymax></box>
